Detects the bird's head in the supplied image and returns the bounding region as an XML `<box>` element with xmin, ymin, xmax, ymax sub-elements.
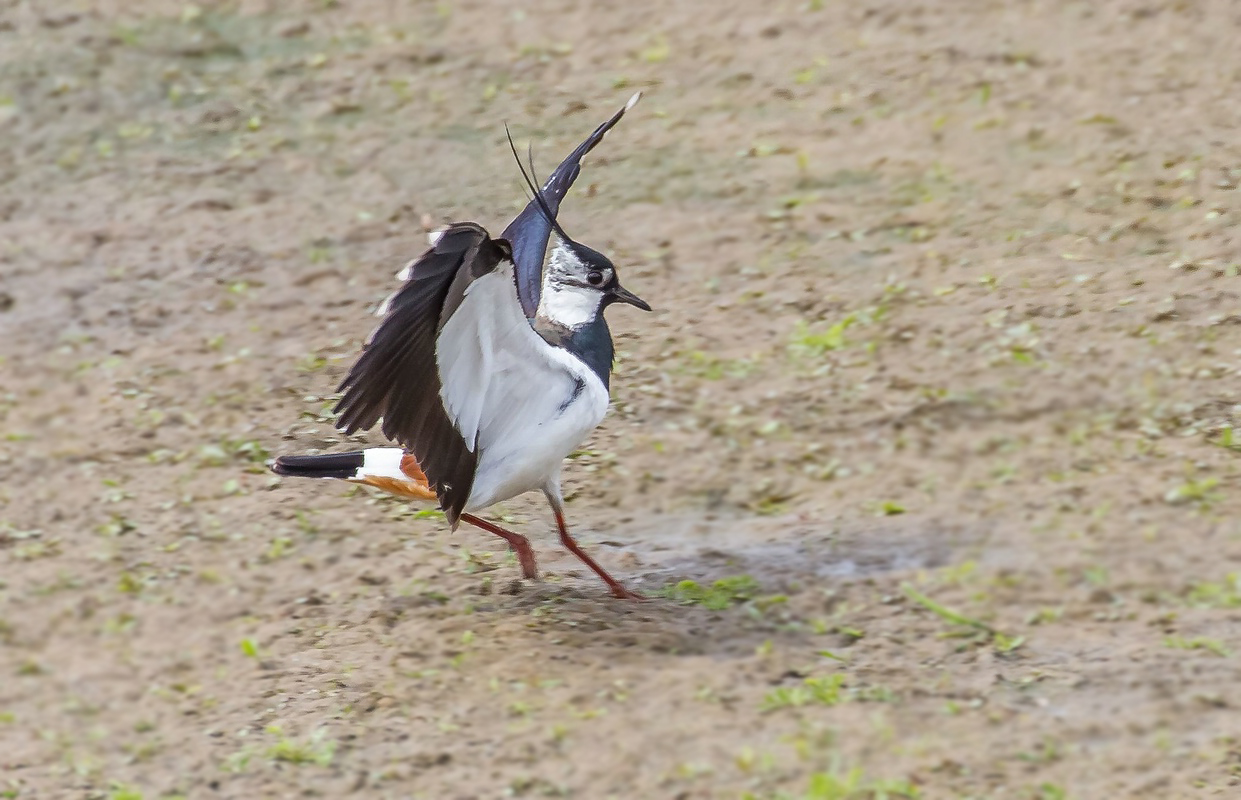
<box><xmin>501</xmin><ymin>123</ymin><xmax>648</xmax><ymax>329</ymax></box>
<box><xmin>538</xmin><ymin>236</ymin><xmax>649</xmax><ymax>328</ymax></box>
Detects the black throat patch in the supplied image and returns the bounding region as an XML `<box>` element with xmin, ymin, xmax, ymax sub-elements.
<box><xmin>533</xmin><ymin>316</ymin><xmax>614</xmax><ymax>391</ymax></box>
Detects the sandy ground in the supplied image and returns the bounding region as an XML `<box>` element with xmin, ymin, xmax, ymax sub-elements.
<box><xmin>2</xmin><ymin>0</ymin><xmax>1241</xmax><ymax>797</ymax></box>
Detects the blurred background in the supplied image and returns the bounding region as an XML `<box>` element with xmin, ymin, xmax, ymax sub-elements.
<box><xmin>1</xmin><ymin>0</ymin><xmax>1240</xmax><ymax>797</ymax></box>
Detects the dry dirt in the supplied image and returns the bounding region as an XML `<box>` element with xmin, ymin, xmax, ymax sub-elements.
<box><xmin>3</xmin><ymin>1</ymin><xmax>1241</xmax><ymax>798</ymax></box>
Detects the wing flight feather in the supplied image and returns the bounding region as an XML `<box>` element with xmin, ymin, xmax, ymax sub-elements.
<box><xmin>334</xmin><ymin>223</ymin><xmax>510</xmax><ymax>524</ymax></box>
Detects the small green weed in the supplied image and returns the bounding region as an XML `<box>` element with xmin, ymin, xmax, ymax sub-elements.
<box><xmin>901</xmin><ymin>584</ymin><xmax>992</xmax><ymax>633</ymax></box>
<box><xmin>902</xmin><ymin>584</ymin><xmax>1024</xmax><ymax>652</ymax></box>
<box><xmin>109</xmin><ymin>785</ymin><xmax>144</xmax><ymax>800</ymax></box>
<box><xmin>1037</xmin><ymin>784</ymin><xmax>1068</xmax><ymax>800</ymax></box>
<box><xmin>1164</xmin><ymin>636</ymin><xmax>1230</xmax><ymax>657</ymax></box>
<box><xmin>762</xmin><ymin>674</ymin><xmax>846</xmax><ymax>711</ymax></box>
<box><xmin>663</xmin><ymin>575</ymin><xmax>760</xmax><ymax>610</ymax></box>
<box><xmin>790</xmin><ymin>316</ymin><xmax>856</xmax><ymax>356</ymax></box>
<box><xmin>1186</xmin><ymin>574</ymin><xmax>1241</xmax><ymax>608</ymax></box>
<box><xmin>265</xmin><ymin>727</ymin><xmax>336</xmax><ymax>766</ymax></box>
<box><xmin>1164</xmin><ymin>477</ymin><xmax>1221</xmax><ymax>509</ymax></box>
<box><xmin>1211</xmin><ymin>426</ymin><xmax>1241</xmax><ymax>452</ymax></box>
<box><xmin>680</xmin><ymin>350</ymin><xmax>761</xmax><ymax>380</ymax></box>
<box><xmin>743</xmin><ymin>757</ymin><xmax>919</xmax><ymax>798</ymax></box>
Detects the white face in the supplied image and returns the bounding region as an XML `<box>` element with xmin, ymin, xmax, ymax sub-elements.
<box><xmin>540</xmin><ymin>282</ymin><xmax>604</xmax><ymax>329</ymax></box>
<box><xmin>538</xmin><ymin>240</ymin><xmax>611</xmax><ymax>329</ymax></box>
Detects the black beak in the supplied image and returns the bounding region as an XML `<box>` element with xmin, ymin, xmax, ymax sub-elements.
<box><xmin>610</xmin><ymin>284</ymin><xmax>651</xmax><ymax>311</ymax></box>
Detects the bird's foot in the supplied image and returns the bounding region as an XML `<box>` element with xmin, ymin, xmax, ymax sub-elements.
<box><xmin>606</xmin><ymin>582</ymin><xmax>647</xmax><ymax>601</ymax></box>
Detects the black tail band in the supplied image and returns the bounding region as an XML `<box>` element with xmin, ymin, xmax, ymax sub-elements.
<box><xmin>271</xmin><ymin>452</ymin><xmax>365</xmax><ymax>479</ymax></box>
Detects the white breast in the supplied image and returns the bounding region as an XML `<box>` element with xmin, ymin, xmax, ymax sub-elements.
<box><xmin>433</xmin><ymin>260</ymin><xmax>610</xmax><ymax>511</ymax></box>
<box><xmin>467</xmin><ymin>354</ymin><xmax>608</xmax><ymax>511</ymax></box>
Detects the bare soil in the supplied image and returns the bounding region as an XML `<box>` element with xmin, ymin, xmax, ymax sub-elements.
<box><xmin>3</xmin><ymin>1</ymin><xmax>1241</xmax><ymax>798</ymax></box>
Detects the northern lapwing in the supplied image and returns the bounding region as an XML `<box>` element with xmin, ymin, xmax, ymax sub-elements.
<box><xmin>272</xmin><ymin>94</ymin><xmax>648</xmax><ymax>599</ymax></box>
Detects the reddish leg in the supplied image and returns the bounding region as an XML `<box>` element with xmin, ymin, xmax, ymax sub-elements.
<box><xmin>547</xmin><ymin>501</ymin><xmax>644</xmax><ymax>601</ymax></box>
<box><xmin>460</xmin><ymin>513</ymin><xmax>539</xmax><ymax>580</ymax></box>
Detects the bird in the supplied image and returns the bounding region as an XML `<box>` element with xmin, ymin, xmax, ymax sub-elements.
<box><xmin>272</xmin><ymin>94</ymin><xmax>649</xmax><ymax>599</ymax></box>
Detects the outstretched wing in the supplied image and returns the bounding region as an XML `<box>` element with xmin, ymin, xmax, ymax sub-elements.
<box><xmin>334</xmin><ymin>223</ymin><xmax>509</xmax><ymax>524</ymax></box>
<box><xmin>503</xmin><ymin>92</ymin><xmax>641</xmax><ymax>318</ymax></box>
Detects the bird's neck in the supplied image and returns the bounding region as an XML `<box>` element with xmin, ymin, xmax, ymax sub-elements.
<box><xmin>533</xmin><ymin>313</ymin><xmax>614</xmax><ymax>391</ymax></box>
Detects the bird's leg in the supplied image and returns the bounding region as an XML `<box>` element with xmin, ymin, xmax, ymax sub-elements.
<box><xmin>459</xmin><ymin>513</ymin><xmax>538</xmax><ymax>580</ymax></box>
<box><xmin>544</xmin><ymin>492</ymin><xmax>643</xmax><ymax>600</ymax></box>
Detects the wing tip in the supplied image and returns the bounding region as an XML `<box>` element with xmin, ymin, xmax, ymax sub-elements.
<box><xmin>625</xmin><ymin>91</ymin><xmax>642</xmax><ymax>112</ymax></box>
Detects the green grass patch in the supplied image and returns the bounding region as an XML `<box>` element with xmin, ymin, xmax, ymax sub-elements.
<box><xmin>1164</xmin><ymin>477</ymin><xmax>1221</xmax><ymax>509</ymax></box>
<box><xmin>265</xmin><ymin>726</ymin><xmax>336</xmax><ymax>766</ymax></box>
<box><xmin>662</xmin><ymin>575</ymin><xmax>761</xmax><ymax>610</ymax></box>
<box><xmin>1164</xmin><ymin>636</ymin><xmax>1230</xmax><ymax>657</ymax></box>
<box><xmin>1212</xmin><ymin>426</ymin><xmax>1241</xmax><ymax>452</ymax></box>
<box><xmin>762</xmin><ymin>675</ymin><xmax>846</xmax><ymax>711</ymax></box>
<box><xmin>790</xmin><ymin>316</ymin><xmax>855</xmax><ymax>355</ymax></box>
<box><xmin>744</xmin><ymin>757</ymin><xmax>919</xmax><ymax>798</ymax></box>
<box><xmin>679</xmin><ymin>350</ymin><xmax>762</xmax><ymax>380</ymax></box>
<box><xmin>1185</xmin><ymin>573</ymin><xmax>1241</xmax><ymax>608</ymax></box>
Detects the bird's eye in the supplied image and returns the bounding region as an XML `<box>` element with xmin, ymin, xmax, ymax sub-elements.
<box><xmin>586</xmin><ymin>270</ymin><xmax>605</xmax><ymax>286</ymax></box>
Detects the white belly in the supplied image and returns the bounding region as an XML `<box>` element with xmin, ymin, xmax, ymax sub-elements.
<box><xmin>465</xmin><ymin>365</ymin><xmax>608</xmax><ymax>511</ymax></box>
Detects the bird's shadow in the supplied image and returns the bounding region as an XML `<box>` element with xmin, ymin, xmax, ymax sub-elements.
<box><xmin>476</xmin><ymin>512</ymin><xmax>987</xmax><ymax>660</ymax></box>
